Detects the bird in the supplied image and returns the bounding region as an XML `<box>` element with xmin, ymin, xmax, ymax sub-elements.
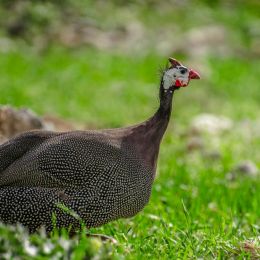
<box><xmin>0</xmin><ymin>58</ymin><xmax>200</xmax><ymax>233</ymax></box>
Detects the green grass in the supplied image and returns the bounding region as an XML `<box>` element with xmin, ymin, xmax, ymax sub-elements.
<box><xmin>0</xmin><ymin>0</ymin><xmax>260</xmax><ymax>259</ymax></box>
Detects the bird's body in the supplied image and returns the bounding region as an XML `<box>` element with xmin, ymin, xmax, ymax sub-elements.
<box><xmin>0</xmin><ymin>58</ymin><xmax>200</xmax><ymax>232</ymax></box>
<box><xmin>0</xmin><ymin>114</ymin><xmax>165</xmax><ymax>232</ymax></box>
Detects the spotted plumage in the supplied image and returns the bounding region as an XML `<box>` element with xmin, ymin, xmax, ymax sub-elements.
<box><xmin>0</xmin><ymin>58</ymin><xmax>200</xmax><ymax>233</ymax></box>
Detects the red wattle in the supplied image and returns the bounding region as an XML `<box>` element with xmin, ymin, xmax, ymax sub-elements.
<box><xmin>175</xmin><ymin>79</ymin><xmax>182</xmax><ymax>87</ymax></box>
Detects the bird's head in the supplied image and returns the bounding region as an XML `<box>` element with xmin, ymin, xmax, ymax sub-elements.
<box><xmin>162</xmin><ymin>57</ymin><xmax>200</xmax><ymax>91</ymax></box>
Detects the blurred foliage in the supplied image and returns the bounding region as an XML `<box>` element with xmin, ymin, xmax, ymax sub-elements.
<box><xmin>0</xmin><ymin>0</ymin><xmax>259</xmax><ymax>53</ymax></box>
<box><xmin>0</xmin><ymin>0</ymin><xmax>76</xmax><ymax>39</ymax></box>
<box><xmin>0</xmin><ymin>223</ymin><xmax>115</xmax><ymax>259</ymax></box>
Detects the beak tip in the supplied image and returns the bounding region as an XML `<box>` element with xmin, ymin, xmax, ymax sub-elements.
<box><xmin>189</xmin><ymin>69</ymin><xmax>201</xmax><ymax>79</ymax></box>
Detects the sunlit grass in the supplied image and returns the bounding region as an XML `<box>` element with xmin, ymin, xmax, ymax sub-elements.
<box><xmin>1</xmin><ymin>47</ymin><xmax>260</xmax><ymax>125</ymax></box>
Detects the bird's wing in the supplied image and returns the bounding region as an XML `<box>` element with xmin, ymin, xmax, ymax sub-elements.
<box><xmin>0</xmin><ymin>132</ymin><xmax>124</xmax><ymax>188</ymax></box>
<box><xmin>0</xmin><ymin>130</ymin><xmax>57</xmax><ymax>173</ymax></box>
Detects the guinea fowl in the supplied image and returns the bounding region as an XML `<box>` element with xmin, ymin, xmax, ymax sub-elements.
<box><xmin>0</xmin><ymin>58</ymin><xmax>200</xmax><ymax>233</ymax></box>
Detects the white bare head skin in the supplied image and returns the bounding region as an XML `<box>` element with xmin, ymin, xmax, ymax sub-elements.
<box><xmin>162</xmin><ymin>57</ymin><xmax>200</xmax><ymax>90</ymax></box>
<box><xmin>162</xmin><ymin>66</ymin><xmax>190</xmax><ymax>90</ymax></box>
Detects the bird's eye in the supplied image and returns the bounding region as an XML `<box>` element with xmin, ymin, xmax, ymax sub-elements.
<box><xmin>180</xmin><ymin>68</ymin><xmax>187</xmax><ymax>74</ymax></box>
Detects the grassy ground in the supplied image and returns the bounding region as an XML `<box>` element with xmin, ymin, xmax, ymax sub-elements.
<box><xmin>0</xmin><ymin>0</ymin><xmax>260</xmax><ymax>259</ymax></box>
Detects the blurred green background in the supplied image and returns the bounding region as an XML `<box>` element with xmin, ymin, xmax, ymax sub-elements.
<box><xmin>1</xmin><ymin>0</ymin><xmax>260</xmax><ymax>126</ymax></box>
<box><xmin>0</xmin><ymin>0</ymin><xmax>259</xmax><ymax>258</ymax></box>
